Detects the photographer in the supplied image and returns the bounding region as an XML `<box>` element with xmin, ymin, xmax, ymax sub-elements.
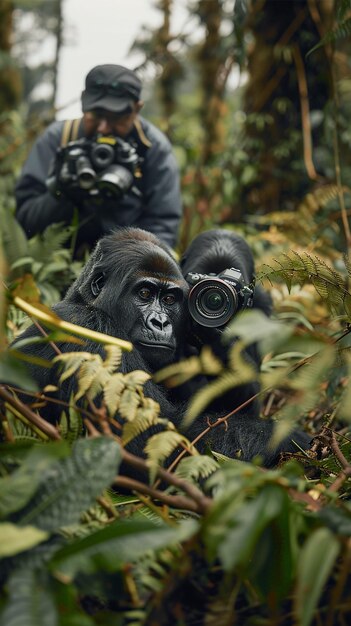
<box><xmin>15</xmin><ymin>64</ymin><xmax>182</xmax><ymax>257</ymax></box>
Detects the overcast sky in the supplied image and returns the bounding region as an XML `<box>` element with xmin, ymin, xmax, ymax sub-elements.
<box><xmin>56</xmin><ymin>0</ymin><xmax>189</xmax><ymax>119</ymax></box>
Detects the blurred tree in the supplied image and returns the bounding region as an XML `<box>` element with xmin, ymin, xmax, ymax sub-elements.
<box><xmin>131</xmin><ymin>0</ymin><xmax>184</xmax><ymax>137</ymax></box>
<box><xmin>193</xmin><ymin>0</ymin><xmax>234</xmax><ymax>166</ymax></box>
<box><xmin>234</xmin><ymin>0</ymin><xmax>338</xmax><ymax>219</ymax></box>
<box><xmin>0</xmin><ymin>0</ymin><xmax>24</xmax><ymax>216</ymax></box>
<box><xmin>12</xmin><ymin>0</ymin><xmax>63</xmax><ymax>122</ymax></box>
<box><xmin>0</xmin><ymin>0</ymin><xmax>22</xmax><ymax>113</ymax></box>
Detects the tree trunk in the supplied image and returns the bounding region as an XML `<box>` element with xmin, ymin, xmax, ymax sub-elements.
<box><xmin>236</xmin><ymin>0</ymin><xmax>334</xmax><ymax>219</ymax></box>
<box><xmin>0</xmin><ymin>0</ymin><xmax>22</xmax><ymax>113</ymax></box>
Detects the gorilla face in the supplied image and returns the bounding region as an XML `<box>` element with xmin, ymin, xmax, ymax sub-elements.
<box><xmin>70</xmin><ymin>229</ymin><xmax>190</xmax><ymax>373</ymax></box>
<box><xmin>119</xmin><ymin>276</ymin><xmax>186</xmax><ymax>370</ymax></box>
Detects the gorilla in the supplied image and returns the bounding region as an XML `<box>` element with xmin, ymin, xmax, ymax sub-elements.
<box><xmin>10</xmin><ymin>227</ymin><xmax>310</xmax><ymax>468</ymax></box>
<box><xmin>181</xmin><ymin>228</ymin><xmax>273</xmax><ymax>318</ymax></box>
<box><xmin>180</xmin><ymin>228</ymin><xmax>273</xmax><ymax>380</ymax></box>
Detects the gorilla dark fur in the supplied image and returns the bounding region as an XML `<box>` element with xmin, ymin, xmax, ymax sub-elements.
<box><xmin>12</xmin><ymin>227</ymin><xmax>310</xmax><ymax>468</ymax></box>
<box><xmin>181</xmin><ymin>228</ymin><xmax>272</xmax><ymax>317</ymax></box>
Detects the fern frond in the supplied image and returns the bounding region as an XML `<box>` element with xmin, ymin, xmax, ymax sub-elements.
<box><xmin>139</xmin><ymin>397</ymin><xmax>161</xmax><ymax>419</ymax></box>
<box><xmin>154</xmin><ymin>347</ymin><xmax>223</xmax><ymax>389</ymax></box>
<box><xmin>307</xmin><ymin>17</ymin><xmax>351</xmax><ymax>57</ymax></box>
<box><xmin>121</xmin><ymin>396</ymin><xmax>162</xmax><ymax>443</ymax></box>
<box><xmin>332</xmin><ymin>16</ymin><xmax>351</xmax><ymax>42</ymax></box>
<box><xmin>122</xmin><ymin>415</ymin><xmax>167</xmax><ymax>445</ymax></box>
<box><xmin>6</xmin><ymin>414</ymin><xmax>41</xmax><ymax>443</ymax></box>
<box><xmin>297</xmin><ymin>184</ymin><xmax>349</xmax><ymax>213</ymax></box>
<box><xmin>183</xmin><ymin>368</ymin><xmax>255</xmax><ymax>427</ymax></box>
<box><xmin>227</xmin><ymin>340</ymin><xmax>257</xmax><ymax>377</ymax></box>
<box><xmin>336</xmin><ymin>0</ymin><xmax>351</xmax><ymax>21</ymax></box>
<box><xmin>145</xmin><ymin>431</ymin><xmax>192</xmax><ymax>470</ymax></box>
<box><xmin>153</xmin><ymin>355</ymin><xmax>204</xmax><ymax>387</ymax></box>
<box><xmin>58</xmin><ymin>403</ymin><xmax>83</xmax><ymax>443</ymax></box>
<box><xmin>269</xmin><ymin>346</ymin><xmax>335</xmax><ymax>447</ymax></box>
<box><xmin>119</xmin><ymin>388</ymin><xmax>141</xmax><ymax>422</ymax></box>
<box><xmin>5</xmin><ymin>407</ymin><xmax>49</xmax><ymax>441</ymax></box>
<box><xmin>103</xmin><ymin>373</ymin><xmax>126</xmax><ymax>416</ymax></box>
<box><xmin>175</xmin><ymin>455</ymin><xmax>219</xmax><ymax>483</ymax></box>
<box><xmin>103</xmin><ymin>345</ymin><xmax>123</xmax><ymax>373</ymax></box>
<box><xmin>289</xmin><ymin>344</ymin><xmax>335</xmax><ymax>392</ymax></box>
<box><xmin>28</xmin><ymin>223</ymin><xmax>74</xmax><ymax>263</ymax></box>
<box><xmin>54</xmin><ymin>352</ymin><xmax>95</xmax><ymax>383</ymax></box>
<box><xmin>199</xmin><ymin>345</ymin><xmax>224</xmax><ymax>375</ymax></box>
<box><xmin>75</xmin><ymin>357</ymin><xmax>110</xmax><ymax>401</ymax></box>
<box><xmin>182</xmin><ymin>340</ymin><xmax>256</xmax><ymax>427</ymax></box>
<box><xmin>134</xmin><ymin>506</ymin><xmax>166</xmax><ymax>525</ymax></box>
<box><xmin>124</xmin><ymin>370</ymin><xmax>151</xmax><ymax>388</ymax></box>
<box><xmin>258</xmin><ymin>251</ymin><xmax>351</xmax><ymax>318</ymax></box>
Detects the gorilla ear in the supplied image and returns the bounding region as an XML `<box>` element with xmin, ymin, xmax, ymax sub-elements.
<box><xmin>91</xmin><ymin>272</ymin><xmax>105</xmax><ymax>297</ymax></box>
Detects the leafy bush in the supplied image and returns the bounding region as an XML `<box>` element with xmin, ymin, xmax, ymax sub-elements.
<box><xmin>1</xmin><ymin>3</ymin><xmax>351</xmax><ymax>621</ymax></box>
<box><xmin>1</xmin><ymin>234</ymin><xmax>351</xmax><ymax>625</ymax></box>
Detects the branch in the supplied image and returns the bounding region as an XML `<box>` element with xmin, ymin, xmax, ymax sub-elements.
<box><xmin>292</xmin><ymin>43</ymin><xmax>318</xmax><ymax>181</ymax></box>
<box><xmin>84</xmin><ymin>418</ymin><xmax>212</xmax><ymax>513</ymax></box>
<box><xmin>252</xmin><ymin>8</ymin><xmax>308</xmax><ymax>111</ymax></box>
<box><xmin>120</xmin><ymin>448</ymin><xmax>212</xmax><ymax>513</ymax></box>
<box><xmin>0</xmin><ymin>385</ymin><xmax>61</xmax><ymax>440</ymax></box>
<box><xmin>167</xmin><ymin>390</ymin><xmax>261</xmax><ymax>473</ymax></box>
<box><xmin>328</xmin><ymin>431</ymin><xmax>351</xmax><ymax>493</ymax></box>
<box><xmin>113</xmin><ymin>476</ymin><xmax>204</xmax><ymax>514</ymax></box>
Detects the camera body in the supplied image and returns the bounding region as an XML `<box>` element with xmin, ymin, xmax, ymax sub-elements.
<box><xmin>47</xmin><ymin>136</ymin><xmax>141</xmax><ymax>199</ymax></box>
<box><xmin>186</xmin><ymin>268</ymin><xmax>255</xmax><ymax>328</ymax></box>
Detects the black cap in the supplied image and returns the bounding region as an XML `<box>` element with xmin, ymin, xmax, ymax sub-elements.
<box><xmin>81</xmin><ymin>64</ymin><xmax>142</xmax><ymax>114</ymax></box>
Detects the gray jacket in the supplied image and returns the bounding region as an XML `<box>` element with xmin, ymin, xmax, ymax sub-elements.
<box><xmin>15</xmin><ymin>116</ymin><xmax>182</xmax><ymax>253</ymax></box>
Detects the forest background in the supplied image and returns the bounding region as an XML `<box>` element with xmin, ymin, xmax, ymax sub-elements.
<box><xmin>1</xmin><ymin>1</ymin><xmax>351</xmax><ymax>625</ymax></box>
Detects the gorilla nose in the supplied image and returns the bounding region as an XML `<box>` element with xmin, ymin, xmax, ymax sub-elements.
<box><xmin>146</xmin><ymin>312</ymin><xmax>170</xmax><ymax>332</ymax></box>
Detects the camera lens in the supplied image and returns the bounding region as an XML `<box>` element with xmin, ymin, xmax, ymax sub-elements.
<box><xmin>203</xmin><ymin>290</ymin><xmax>225</xmax><ymax>311</ymax></box>
<box><xmin>97</xmin><ymin>165</ymin><xmax>133</xmax><ymax>198</ymax></box>
<box><xmin>75</xmin><ymin>155</ymin><xmax>96</xmax><ymax>189</ymax></box>
<box><xmin>90</xmin><ymin>143</ymin><xmax>115</xmax><ymax>169</ymax></box>
<box><xmin>188</xmin><ymin>278</ymin><xmax>238</xmax><ymax>327</ymax></box>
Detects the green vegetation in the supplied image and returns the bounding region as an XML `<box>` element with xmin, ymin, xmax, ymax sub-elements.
<box><xmin>1</xmin><ymin>1</ymin><xmax>351</xmax><ymax>624</ymax></box>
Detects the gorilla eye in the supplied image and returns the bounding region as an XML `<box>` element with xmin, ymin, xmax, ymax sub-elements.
<box><xmin>138</xmin><ymin>287</ymin><xmax>152</xmax><ymax>300</ymax></box>
<box><xmin>162</xmin><ymin>294</ymin><xmax>176</xmax><ymax>305</ymax></box>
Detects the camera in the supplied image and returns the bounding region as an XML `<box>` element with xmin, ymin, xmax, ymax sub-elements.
<box><xmin>186</xmin><ymin>268</ymin><xmax>255</xmax><ymax>328</ymax></box>
<box><xmin>47</xmin><ymin>136</ymin><xmax>141</xmax><ymax>199</ymax></box>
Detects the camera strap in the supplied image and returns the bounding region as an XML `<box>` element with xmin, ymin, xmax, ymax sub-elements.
<box><xmin>60</xmin><ymin>118</ymin><xmax>83</xmax><ymax>147</ymax></box>
<box><xmin>133</xmin><ymin>118</ymin><xmax>152</xmax><ymax>149</ymax></box>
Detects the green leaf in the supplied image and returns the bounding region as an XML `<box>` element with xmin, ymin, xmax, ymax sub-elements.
<box><xmin>295</xmin><ymin>528</ymin><xmax>340</xmax><ymax>626</ymax></box>
<box><xmin>0</xmin><ymin>569</ymin><xmax>57</xmax><ymax>626</ymax></box>
<box><xmin>50</xmin><ymin>518</ymin><xmax>198</xmax><ymax>581</ymax></box>
<box><xmin>0</xmin><ymin>443</ymin><xmax>70</xmax><ymax>518</ymax></box>
<box><xmin>0</xmin><ymin>353</ymin><xmax>38</xmax><ymax>391</ymax></box>
<box><xmin>1</xmin><ymin>209</ymin><xmax>30</xmax><ymax>271</ymax></box>
<box><xmin>17</xmin><ymin>438</ymin><xmax>121</xmax><ymax>531</ymax></box>
<box><xmin>0</xmin><ymin>523</ymin><xmax>48</xmax><ymax>557</ymax></box>
<box><xmin>205</xmin><ymin>485</ymin><xmax>285</xmax><ymax>571</ymax></box>
<box><xmin>224</xmin><ymin>309</ymin><xmax>294</xmax><ymax>355</ymax></box>
<box><xmin>318</xmin><ymin>504</ymin><xmax>351</xmax><ymax>536</ymax></box>
<box><xmin>251</xmin><ymin>501</ymin><xmax>294</xmax><ymax>604</ymax></box>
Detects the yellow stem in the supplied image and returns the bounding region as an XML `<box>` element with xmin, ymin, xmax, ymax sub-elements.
<box><xmin>14</xmin><ymin>296</ymin><xmax>133</xmax><ymax>352</ymax></box>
